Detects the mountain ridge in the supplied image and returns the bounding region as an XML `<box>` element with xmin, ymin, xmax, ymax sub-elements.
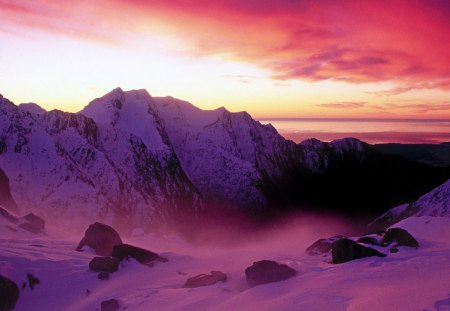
<box><xmin>0</xmin><ymin>88</ymin><xmax>448</xmax><ymax>228</ymax></box>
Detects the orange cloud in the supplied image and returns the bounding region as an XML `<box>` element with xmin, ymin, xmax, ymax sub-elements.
<box><xmin>317</xmin><ymin>102</ymin><xmax>366</xmax><ymax>109</ymax></box>
<box><xmin>1</xmin><ymin>0</ymin><xmax>450</xmax><ymax>89</ymax></box>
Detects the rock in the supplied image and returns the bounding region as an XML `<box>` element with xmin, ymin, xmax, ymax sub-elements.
<box><xmin>356</xmin><ymin>236</ymin><xmax>381</xmax><ymax>246</ymax></box>
<box><xmin>0</xmin><ymin>275</ymin><xmax>19</xmax><ymax>311</ymax></box>
<box><xmin>89</xmin><ymin>257</ymin><xmax>120</xmax><ymax>273</ymax></box>
<box><xmin>76</xmin><ymin>222</ymin><xmax>123</xmax><ymax>256</ymax></box>
<box><xmin>98</xmin><ymin>272</ymin><xmax>110</xmax><ymax>280</ymax></box>
<box><xmin>332</xmin><ymin>238</ymin><xmax>386</xmax><ymax>264</ymax></box>
<box><xmin>183</xmin><ymin>271</ymin><xmax>227</xmax><ymax>288</ymax></box>
<box><xmin>381</xmin><ymin>228</ymin><xmax>419</xmax><ymax>248</ymax></box>
<box><xmin>390</xmin><ymin>246</ymin><xmax>399</xmax><ymax>253</ymax></box>
<box><xmin>101</xmin><ymin>299</ymin><xmax>121</xmax><ymax>311</ymax></box>
<box><xmin>18</xmin><ymin>213</ymin><xmax>45</xmax><ymax>234</ymax></box>
<box><xmin>305</xmin><ymin>236</ymin><xmax>342</xmax><ymax>256</ymax></box>
<box><xmin>112</xmin><ymin>244</ymin><xmax>167</xmax><ymax>265</ymax></box>
<box><xmin>26</xmin><ymin>273</ymin><xmax>40</xmax><ymax>290</ymax></box>
<box><xmin>245</xmin><ymin>260</ymin><xmax>297</xmax><ymax>286</ymax></box>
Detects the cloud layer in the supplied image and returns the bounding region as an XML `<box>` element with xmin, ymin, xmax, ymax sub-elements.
<box><xmin>1</xmin><ymin>0</ymin><xmax>449</xmax><ymax>88</ymax></box>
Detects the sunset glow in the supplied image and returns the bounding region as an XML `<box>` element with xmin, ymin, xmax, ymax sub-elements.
<box><xmin>1</xmin><ymin>0</ymin><xmax>449</xmax><ymax>118</ymax></box>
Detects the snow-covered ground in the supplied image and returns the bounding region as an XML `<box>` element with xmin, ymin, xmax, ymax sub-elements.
<box><xmin>1</xmin><ymin>216</ymin><xmax>449</xmax><ymax>311</ymax></box>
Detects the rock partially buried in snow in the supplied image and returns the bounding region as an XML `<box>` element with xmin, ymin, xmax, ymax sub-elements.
<box><xmin>332</xmin><ymin>238</ymin><xmax>386</xmax><ymax>264</ymax></box>
<box><xmin>100</xmin><ymin>299</ymin><xmax>122</xmax><ymax>311</ymax></box>
<box><xmin>76</xmin><ymin>222</ymin><xmax>123</xmax><ymax>256</ymax></box>
<box><xmin>183</xmin><ymin>271</ymin><xmax>227</xmax><ymax>288</ymax></box>
<box><xmin>89</xmin><ymin>257</ymin><xmax>120</xmax><ymax>273</ymax></box>
<box><xmin>0</xmin><ymin>275</ymin><xmax>19</xmax><ymax>311</ymax></box>
<box><xmin>112</xmin><ymin>244</ymin><xmax>168</xmax><ymax>266</ymax></box>
<box><xmin>18</xmin><ymin>213</ymin><xmax>45</xmax><ymax>234</ymax></box>
<box><xmin>381</xmin><ymin>227</ymin><xmax>419</xmax><ymax>248</ymax></box>
<box><xmin>245</xmin><ymin>260</ymin><xmax>297</xmax><ymax>286</ymax></box>
<box><xmin>305</xmin><ymin>236</ymin><xmax>342</xmax><ymax>256</ymax></box>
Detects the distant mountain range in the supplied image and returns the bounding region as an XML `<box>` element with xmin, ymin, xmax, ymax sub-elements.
<box><xmin>374</xmin><ymin>143</ymin><xmax>450</xmax><ymax>167</ymax></box>
<box><xmin>0</xmin><ymin>88</ymin><xmax>449</xmax><ymax>227</ymax></box>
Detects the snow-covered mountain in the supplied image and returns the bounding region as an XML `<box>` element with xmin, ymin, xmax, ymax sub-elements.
<box><xmin>370</xmin><ymin>178</ymin><xmax>450</xmax><ymax>230</ymax></box>
<box><xmin>0</xmin><ymin>89</ymin><xmax>448</xmax><ymax>227</ymax></box>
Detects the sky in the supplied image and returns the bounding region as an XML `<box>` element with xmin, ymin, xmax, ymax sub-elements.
<box><xmin>0</xmin><ymin>0</ymin><xmax>449</xmax><ymax>119</ymax></box>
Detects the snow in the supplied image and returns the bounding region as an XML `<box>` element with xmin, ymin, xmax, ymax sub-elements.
<box><xmin>1</xmin><ymin>216</ymin><xmax>449</xmax><ymax>311</ymax></box>
<box><xmin>372</xmin><ymin>178</ymin><xmax>450</xmax><ymax>228</ymax></box>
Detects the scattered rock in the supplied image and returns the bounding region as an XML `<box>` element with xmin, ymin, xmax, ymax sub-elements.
<box><xmin>0</xmin><ymin>275</ymin><xmax>19</xmax><ymax>311</ymax></box>
<box><xmin>89</xmin><ymin>257</ymin><xmax>120</xmax><ymax>273</ymax></box>
<box><xmin>245</xmin><ymin>260</ymin><xmax>297</xmax><ymax>286</ymax></box>
<box><xmin>19</xmin><ymin>213</ymin><xmax>45</xmax><ymax>234</ymax></box>
<box><xmin>381</xmin><ymin>228</ymin><xmax>419</xmax><ymax>248</ymax></box>
<box><xmin>356</xmin><ymin>236</ymin><xmax>381</xmax><ymax>246</ymax></box>
<box><xmin>332</xmin><ymin>238</ymin><xmax>386</xmax><ymax>264</ymax></box>
<box><xmin>112</xmin><ymin>244</ymin><xmax>167</xmax><ymax>265</ymax></box>
<box><xmin>76</xmin><ymin>222</ymin><xmax>123</xmax><ymax>256</ymax></box>
<box><xmin>390</xmin><ymin>245</ymin><xmax>399</xmax><ymax>253</ymax></box>
<box><xmin>27</xmin><ymin>273</ymin><xmax>40</xmax><ymax>290</ymax></box>
<box><xmin>101</xmin><ymin>299</ymin><xmax>121</xmax><ymax>311</ymax></box>
<box><xmin>98</xmin><ymin>272</ymin><xmax>110</xmax><ymax>280</ymax></box>
<box><xmin>184</xmin><ymin>271</ymin><xmax>227</xmax><ymax>288</ymax></box>
<box><xmin>305</xmin><ymin>236</ymin><xmax>342</xmax><ymax>256</ymax></box>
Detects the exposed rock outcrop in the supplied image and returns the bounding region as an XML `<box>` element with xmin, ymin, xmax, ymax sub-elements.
<box><xmin>76</xmin><ymin>222</ymin><xmax>123</xmax><ymax>256</ymax></box>
<box><xmin>332</xmin><ymin>238</ymin><xmax>386</xmax><ymax>264</ymax></box>
<box><xmin>245</xmin><ymin>260</ymin><xmax>297</xmax><ymax>286</ymax></box>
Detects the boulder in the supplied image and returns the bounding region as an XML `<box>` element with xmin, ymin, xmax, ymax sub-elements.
<box><xmin>356</xmin><ymin>236</ymin><xmax>381</xmax><ymax>246</ymax></box>
<box><xmin>19</xmin><ymin>213</ymin><xmax>45</xmax><ymax>234</ymax></box>
<box><xmin>112</xmin><ymin>244</ymin><xmax>167</xmax><ymax>265</ymax></box>
<box><xmin>89</xmin><ymin>257</ymin><xmax>120</xmax><ymax>273</ymax></box>
<box><xmin>0</xmin><ymin>275</ymin><xmax>19</xmax><ymax>311</ymax></box>
<box><xmin>76</xmin><ymin>222</ymin><xmax>123</xmax><ymax>256</ymax></box>
<box><xmin>381</xmin><ymin>228</ymin><xmax>419</xmax><ymax>248</ymax></box>
<box><xmin>101</xmin><ymin>299</ymin><xmax>121</xmax><ymax>311</ymax></box>
<box><xmin>305</xmin><ymin>236</ymin><xmax>342</xmax><ymax>256</ymax></box>
<box><xmin>183</xmin><ymin>271</ymin><xmax>227</xmax><ymax>288</ymax></box>
<box><xmin>332</xmin><ymin>238</ymin><xmax>386</xmax><ymax>264</ymax></box>
<box><xmin>245</xmin><ymin>260</ymin><xmax>297</xmax><ymax>286</ymax></box>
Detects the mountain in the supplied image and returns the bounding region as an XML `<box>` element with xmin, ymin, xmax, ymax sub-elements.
<box><xmin>0</xmin><ymin>91</ymin><xmax>201</xmax><ymax>228</ymax></box>
<box><xmin>0</xmin><ymin>89</ymin><xmax>449</xmax><ymax>228</ymax></box>
<box><xmin>370</xmin><ymin>178</ymin><xmax>450</xmax><ymax>230</ymax></box>
<box><xmin>374</xmin><ymin>142</ymin><xmax>450</xmax><ymax>167</ymax></box>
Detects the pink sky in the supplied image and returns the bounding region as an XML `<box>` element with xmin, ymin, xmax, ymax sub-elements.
<box><xmin>0</xmin><ymin>0</ymin><xmax>449</xmax><ymax>118</ymax></box>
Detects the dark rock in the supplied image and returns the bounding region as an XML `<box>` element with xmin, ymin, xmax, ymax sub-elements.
<box><xmin>332</xmin><ymin>238</ymin><xmax>386</xmax><ymax>264</ymax></box>
<box><xmin>245</xmin><ymin>260</ymin><xmax>297</xmax><ymax>286</ymax></box>
<box><xmin>101</xmin><ymin>299</ymin><xmax>121</xmax><ymax>311</ymax></box>
<box><xmin>305</xmin><ymin>236</ymin><xmax>342</xmax><ymax>256</ymax></box>
<box><xmin>0</xmin><ymin>275</ymin><xmax>19</xmax><ymax>311</ymax></box>
<box><xmin>356</xmin><ymin>236</ymin><xmax>381</xmax><ymax>246</ymax></box>
<box><xmin>76</xmin><ymin>222</ymin><xmax>123</xmax><ymax>256</ymax></box>
<box><xmin>183</xmin><ymin>271</ymin><xmax>227</xmax><ymax>288</ymax></box>
<box><xmin>381</xmin><ymin>228</ymin><xmax>419</xmax><ymax>248</ymax></box>
<box><xmin>18</xmin><ymin>213</ymin><xmax>45</xmax><ymax>234</ymax></box>
<box><xmin>98</xmin><ymin>272</ymin><xmax>110</xmax><ymax>280</ymax></box>
<box><xmin>0</xmin><ymin>168</ymin><xmax>19</xmax><ymax>213</ymax></box>
<box><xmin>26</xmin><ymin>273</ymin><xmax>40</xmax><ymax>290</ymax></box>
<box><xmin>89</xmin><ymin>257</ymin><xmax>120</xmax><ymax>273</ymax></box>
<box><xmin>112</xmin><ymin>244</ymin><xmax>167</xmax><ymax>265</ymax></box>
<box><xmin>390</xmin><ymin>246</ymin><xmax>399</xmax><ymax>253</ymax></box>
